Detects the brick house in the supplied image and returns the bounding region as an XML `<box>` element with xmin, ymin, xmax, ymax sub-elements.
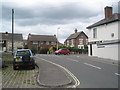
<box><xmin>64</xmin><ymin>29</ymin><xmax>88</xmax><ymax>49</ymax></box>
<box><xmin>0</xmin><ymin>32</ymin><xmax>23</xmax><ymax>52</ymax></box>
<box><xmin>27</xmin><ymin>34</ymin><xmax>58</xmax><ymax>50</ymax></box>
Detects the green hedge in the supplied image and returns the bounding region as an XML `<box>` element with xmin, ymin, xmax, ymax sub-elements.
<box><xmin>49</xmin><ymin>45</ymin><xmax>88</xmax><ymax>54</ymax></box>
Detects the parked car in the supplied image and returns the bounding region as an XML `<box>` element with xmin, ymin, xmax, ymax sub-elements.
<box><xmin>13</xmin><ymin>49</ymin><xmax>35</xmax><ymax>70</ymax></box>
<box><xmin>54</xmin><ymin>48</ymin><xmax>70</xmax><ymax>55</ymax></box>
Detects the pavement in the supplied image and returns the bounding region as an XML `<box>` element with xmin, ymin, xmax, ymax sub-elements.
<box><xmin>34</xmin><ymin>57</ymin><xmax>72</xmax><ymax>87</ymax></box>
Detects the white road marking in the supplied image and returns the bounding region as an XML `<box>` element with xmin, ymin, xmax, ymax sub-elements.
<box><xmin>67</xmin><ymin>58</ymin><xmax>79</xmax><ymax>62</ymax></box>
<box><xmin>115</xmin><ymin>73</ymin><xmax>120</xmax><ymax>76</ymax></box>
<box><xmin>84</xmin><ymin>63</ymin><xmax>102</xmax><ymax>70</ymax></box>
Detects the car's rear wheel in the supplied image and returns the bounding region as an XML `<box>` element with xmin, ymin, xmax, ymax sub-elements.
<box><xmin>58</xmin><ymin>53</ymin><xmax>61</xmax><ymax>55</ymax></box>
<box><xmin>32</xmin><ymin>65</ymin><xmax>35</xmax><ymax>69</ymax></box>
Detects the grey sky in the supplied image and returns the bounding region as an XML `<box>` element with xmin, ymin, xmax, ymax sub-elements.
<box><xmin>1</xmin><ymin>0</ymin><xmax>119</xmax><ymax>43</ymax></box>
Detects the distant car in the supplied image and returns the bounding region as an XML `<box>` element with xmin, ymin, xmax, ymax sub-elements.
<box><xmin>54</xmin><ymin>48</ymin><xmax>70</xmax><ymax>55</ymax></box>
<box><xmin>13</xmin><ymin>49</ymin><xmax>35</xmax><ymax>70</ymax></box>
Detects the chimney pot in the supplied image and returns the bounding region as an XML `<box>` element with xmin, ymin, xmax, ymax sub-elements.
<box><xmin>105</xmin><ymin>6</ymin><xmax>113</xmax><ymax>19</ymax></box>
<box><xmin>75</xmin><ymin>29</ymin><xmax>77</xmax><ymax>33</ymax></box>
<box><xmin>5</xmin><ymin>32</ymin><xmax>8</xmax><ymax>36</ymax></box>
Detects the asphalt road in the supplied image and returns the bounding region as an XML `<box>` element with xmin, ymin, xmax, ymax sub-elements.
<box><xmin>36</xmin><ymin>54</ymin><xmax>119</xmax><ymax>88</ymax></box>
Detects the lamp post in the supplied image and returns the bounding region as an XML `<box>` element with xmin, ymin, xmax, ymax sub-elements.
<box><xmin>12</xmin><ymin>9</ymin><xmax>14</xmax><ymax>55</ymax></box>
<box><xmin>57</xmin><ymin>27</ymin><xmax>60</xmax><ymax>50</ymax></box>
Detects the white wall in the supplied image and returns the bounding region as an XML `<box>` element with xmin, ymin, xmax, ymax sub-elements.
<box><xmin>88</xmin><ymin>21</ymin><xmax>119</xmax><ymax>60</ymax></box>
<box><xmin>88</xmin><ymin>21</ymin><xmax>119</xmax><ymax>42</ymax></box>
<box><xmin>89</xmin><ymin>44</ymin><xmax>119</xmax><ymax>60</ymax></box>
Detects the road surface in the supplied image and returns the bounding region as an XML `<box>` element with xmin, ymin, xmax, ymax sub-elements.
<box><xmin>36</xmin><ymin>54</ymin><xmax>119</xmax><ymax>88</ymax></box>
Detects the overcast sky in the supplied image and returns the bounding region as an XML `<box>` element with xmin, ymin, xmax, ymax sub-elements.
<box><xmin>1</xmin><ymin>0</ymin><xmax>119</xmax><ymax>43</ymax></box>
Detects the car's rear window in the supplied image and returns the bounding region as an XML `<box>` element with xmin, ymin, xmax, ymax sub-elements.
<box><xmin>16</xmin><ymin>50</ymin><xmax>31</xmax><ymax>56</ymax></box>
<box><xmin>59</xmin><ymin>48</ymin><xmax>68</xmax><ymax>51</ymax></box>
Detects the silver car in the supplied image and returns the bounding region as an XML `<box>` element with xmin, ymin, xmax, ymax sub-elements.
<box><xmin>13</xmin><ymin>49</ymin><xmax>35</xmax><ymax>70</ymax></box>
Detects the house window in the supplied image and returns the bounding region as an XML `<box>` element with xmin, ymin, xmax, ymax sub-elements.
<box><xmin>67</xmin><ymin>40</ymin><xmax>69</xmax><ymax>46</ymax></box>
<box><xmin>40</xmin><ymin>41</ymin><xmax>43</xmax><ymax>44</ymax></box>
<box><xmin>81</xmin><ymin>46</ymin><xmax>84</xmax><ymax>49</ymax></box>
<box><xmin>86</xmin><ymin>39</ymin><xmax>88</xmax><ymax>44</ymax></box>
<box><xmin>71</xmin><ymin>39</ymin><xmax>74</xmax><ymax>46</ymax></box>
<box><xmin>46</xmin><ymin>41</ymin><xmax>49</xmax><ymax>45</ymax></box>
<box><xmin>43</xmin><ymin>41</ymin><xmax>46</xmax><ymax>44</ymax></box>
<box><xmin>51</xmin><ymin>42</ymin><xmax>56</xmax><ymax>45</ymax></box>
<box><xmin>93</xmin><ymin>28</ymin><xmax>97</xmax><ymax>38</ymax></box>
<box><xmin>49</xmin><ymin>41</ymin><xmax>51</xmax><ymax>45</ymax></box>
<box><xmin>33</xmin><ymin>41</ymin><xmax>38</xmax><ymax>44</ymax></box>
<box><xmin>0</xmin><ymin>40</ymin><xmax>4</xmax><ymax>44</ymax></box>
<box><xmin>79</xmin><ymin>39</ymin><xmax>83</xmax><ymax>45</ymax></box>
<box><xmin>111</xmin><ymin>33</ymin><xmax>114</xmax><ymax>38</ymax></box>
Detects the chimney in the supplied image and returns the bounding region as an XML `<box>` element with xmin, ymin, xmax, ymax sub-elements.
<box><xmin>54</xmin><ymin>34</ymin><xmax>56</xmax><ymax>37</ymax></box>
<box><xmin>5</xmin><ymin>32</ymin><xmax>8</xmax><ymax>36</ymax></box>
<box><xmin>75</xmin><ymin>29</ymin><xmax>77</xmax><ymax>33</ymax></box>
<box><xmin>28</xmin><ymin>33</ymin><xmax>31</xmax><ymax>37</ymax></box>
<box><xmin>104</xmin><ymin>6</ymin><xmax>113</xmax><ymax>19</ymax></box>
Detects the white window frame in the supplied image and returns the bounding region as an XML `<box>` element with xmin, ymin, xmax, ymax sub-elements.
<box><xmin>93</xmin><ymin>28</ymin><xmax>97</xmax><ymax>38</ymax></box>
<box><xmin>32</xmin><ymin>41</ymin><xmax>38</xmax><ymax>44</ymax></box>
<box><xmin>86</xmin><ymin>39</ymin><xmax>88</xmax><ymax>44</ymax></box>
<box><xmin>71</xmin><ymin>39</ymin><xmax>74</xmax><ymax>46</ymax></box>
<box><xmin>46</xmin><ymin>41</ymin><xmax>49</xmax><ymax>45</ymax></box>
<box><xmin>79</xmin><ymin>39</ymin><xmax>83</xmax><ymax>45</ymax></box>
<box><xmin>51</xmin><ymin>42</ymin><xmax>56</xmax><ymax>45</ymax></box>
<box><xmin>67</xmin><ymin>40</ymin><xmax>69</xmax><ymax>46</ymax></box>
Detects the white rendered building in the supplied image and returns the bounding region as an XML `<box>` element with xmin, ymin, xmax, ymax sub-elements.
<box><xmin>87</xmin><ymin>6</ymin><xmax>120</xmax><ymax>60</ymax></box>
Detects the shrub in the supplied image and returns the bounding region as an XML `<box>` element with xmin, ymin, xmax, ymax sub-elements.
<box><xmin>39</xmin><ymin>48</ymin><xmax>49</xmax><ymax>54</ymax></box>
<box><xmin>31</xmin><ymin>46</ymin><xmax>37</xmax><ymax>54</ymax></box>
<box><xmin>24</xmin><ymin>45</ymin><xmax>28</xmax><ymax>49</ymax></box>
<box><xmin>49</xmin><ymin>46</ymin><xmax>56</xmax><ymax>54</ymax></box>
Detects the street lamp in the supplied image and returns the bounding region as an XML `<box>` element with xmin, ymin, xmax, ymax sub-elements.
<box><xmin>57</xmin><ymin>27</ymin><xmax>60</xmax><ymax>50</ymax></box>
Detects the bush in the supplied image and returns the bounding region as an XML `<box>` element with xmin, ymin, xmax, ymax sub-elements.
<box><xmin>31</xmin><ymin>46</ymin><xmax>37</xmax><ymax>54</ymax></box>
<box><xmin>83</xmin><ymin>45</ymin><xmax>88</xmax><ymax>54</ymax></box>
<box><xmin>49</xmin><ymin>46</ymin><xmax>56</xmax><ymax>54</ymax></box>
<box><xmin>24</xmin><ymin>45</ymin><xmax>28</xmax><ymax>49</ymax></box>
<box><xmin>39</xmin><ymin>48</ymin><xmax>49</xmax><ymax>54</ymax></box>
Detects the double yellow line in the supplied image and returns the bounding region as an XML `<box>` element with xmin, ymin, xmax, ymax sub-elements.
<box><xmin>38</xmin><ymin>57</ymin><xmax>80</xmax><ymax>88</ymax></box>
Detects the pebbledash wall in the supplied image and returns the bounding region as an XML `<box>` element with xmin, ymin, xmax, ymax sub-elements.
<box><xmin>87</xmin><ymin>21</ymin><xmax>119</xmax><ymax>60</ymax></box>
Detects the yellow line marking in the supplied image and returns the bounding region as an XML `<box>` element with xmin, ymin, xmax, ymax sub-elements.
<box><xmin>36</xmin><ymin>57</ymin><xmax>80</xmax><ymax>88</ymax></box>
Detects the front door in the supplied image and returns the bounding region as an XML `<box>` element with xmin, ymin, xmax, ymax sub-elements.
<box><xmin>90</xmin><ymin>44</ymin><xmax>92</xmax><ymax>56</ymax></box>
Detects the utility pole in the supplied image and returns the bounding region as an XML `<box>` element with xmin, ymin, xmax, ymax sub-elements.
<box><xmin>12</xmin><ymin>9</ymin><xmax>14</xmax><ymax>55</ymax></box>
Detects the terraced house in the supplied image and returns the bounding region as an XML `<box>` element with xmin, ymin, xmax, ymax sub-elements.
<box><xmin>27</xmin><ymin>33</ymin><xmax>58</xmax><ymax>50</ymax></box>
<box><xmin>64</xmin><ymin>29</ymin><xmax>88</xmax><ymax>49</ymax></box>
<box><xmin>87</xmin><ymin>6</ymin><xmax>120</xmax><ymax>60</ymax></box>
<box><xmin>0</xmin><ymin>32</ymin><xmax>23</xmax><ymax>52</ymax></box>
